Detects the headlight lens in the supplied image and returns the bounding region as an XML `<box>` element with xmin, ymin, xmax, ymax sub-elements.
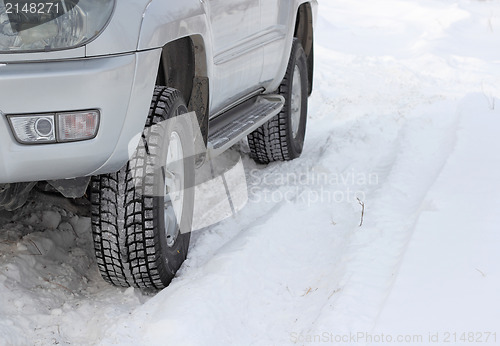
<box><xmin>0</xmin><ymin>0</ymin><xmax>115</xmax><ymax>53</ymax></box>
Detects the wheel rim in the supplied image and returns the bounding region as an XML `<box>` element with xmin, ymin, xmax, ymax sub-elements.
<box><xmin>164</xmin><ymin>130</ymin><xmax>185</xmax><ymax>248</ymax></box>
<box><xmin>290</xmin><ymin>65</ymin><xmax>302</xmax><ymax>138</ymax></box>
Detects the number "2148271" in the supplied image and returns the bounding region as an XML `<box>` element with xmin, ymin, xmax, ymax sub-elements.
<box><xmin>5</xmin><ymin>2</ymin><xmax>61</xmax><ymax>15</ymax></box>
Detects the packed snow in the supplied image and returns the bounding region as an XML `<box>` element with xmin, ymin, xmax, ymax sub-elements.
<box><xmin>1</xmin><ymin>0</ymin><xmax>499</xmax><ymax>345</ymax></box>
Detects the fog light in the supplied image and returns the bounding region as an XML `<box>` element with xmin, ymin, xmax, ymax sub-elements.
<box><xmin>7</xmin><ymin>110</ymin><xmax>100</xmax><ymax>144</ymax></box>
<box><xmin>8</xmin><ymin>115</ymin><xmax>56</xmax><ymax>144</ymax></box>
<box><xmin>57</xmin><ymin>111</ymin><xmax>100</xmax><ymax>142</ymax></box>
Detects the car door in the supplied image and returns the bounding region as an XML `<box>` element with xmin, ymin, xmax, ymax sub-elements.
<box><xmin>204</xmin><ymin>0</ymin><xmax>262</xmax><ymax>115</ymax></box>
<box><xmin>260</xmin><ymin>0</ymin><xmax>289</xmax><ymax>85</ymax></box>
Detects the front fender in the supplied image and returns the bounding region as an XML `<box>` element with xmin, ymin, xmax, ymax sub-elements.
<box><xmin>85</xmin><ymin>1</ymin><xmax>151</xmax><ymax>57</ymax></box>
<box><xmin>137</xmin><ymin>0</ymin><xmax>211</xmax><ymax>52</ymax></box>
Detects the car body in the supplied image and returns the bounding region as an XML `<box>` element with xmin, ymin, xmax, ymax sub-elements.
<box><xmin>0</xmin><ymin>0</ymin><xmax>317</xmax><ymax>185</ymax></box>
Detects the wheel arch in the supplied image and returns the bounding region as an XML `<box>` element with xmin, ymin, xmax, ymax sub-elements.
<box><xmin>137</xmin><ymin>0</ymin><xmax>212</xmax><ymax>152</ymax></box>
<box><xmin>294</xmin><ymin>2</ymin><xmax>315</xmax><ymax>95</ymax></box>
<box><xmin>154</xmin><ymin>35</ymin><xmax>210</xmax><ymax>156</ymax></box>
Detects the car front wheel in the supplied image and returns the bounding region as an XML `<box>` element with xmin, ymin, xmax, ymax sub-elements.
<box><xmin>91</xmin><ymin>87</ymin><xmax>195</xmax><ymax>289</ymax></box>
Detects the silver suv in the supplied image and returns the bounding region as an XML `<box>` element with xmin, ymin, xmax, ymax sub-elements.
<box><xmin>0</xmin><ymin>0</ymin><xmax>317</xmax><ymax>289</ymax></box>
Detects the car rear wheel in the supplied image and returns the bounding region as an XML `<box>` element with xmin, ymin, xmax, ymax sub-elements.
<box><xmin>91</xmin><ymin>87</ymin><xmax>194</xmax><ymax>289</ymax></box>
<box><xmin>248</xmin><ymin>38</ymin><xmax>309</xmax><ymax>164</ymax></box>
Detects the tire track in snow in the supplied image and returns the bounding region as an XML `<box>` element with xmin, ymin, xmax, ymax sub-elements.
<box><xmin>308</xmin><ymin>103</ymin><xmax>461</xmax><ymax>337</ymax></box>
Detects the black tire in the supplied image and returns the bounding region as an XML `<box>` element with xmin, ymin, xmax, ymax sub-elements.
<box><xmin>248</xmin><ymin>39</ymin><xmax>309</xmax><ymax>164</ymax></box>
<box><xmin>91</xmin><ymin>87</ymin><xmax>195</xmax><ymax>289</ymax></box>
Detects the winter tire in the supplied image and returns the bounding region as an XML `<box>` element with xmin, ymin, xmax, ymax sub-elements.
<box><xmin>248</xmin><ymin>38</ymin><xmax>309</xmax><ymax>164</ymax></box>
<box><xmin>91</xmin><ymin>87</ymin><xmax>195</xmax><ymax>289</ymax></box>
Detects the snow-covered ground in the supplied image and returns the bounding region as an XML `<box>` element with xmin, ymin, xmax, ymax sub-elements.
<box><xmin>1</xmin><ymin>0</ymin><xmax>500</xmax><ymax>344</ymax></box>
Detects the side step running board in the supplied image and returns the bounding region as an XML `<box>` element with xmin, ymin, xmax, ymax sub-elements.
<box><xmin>207</xmin><ymin>94</ymin><xmax>284</xmax><ymax>157</ymax></box>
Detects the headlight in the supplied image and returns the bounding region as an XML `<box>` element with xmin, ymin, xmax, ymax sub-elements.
<box><xmin>0</xmin><ymin>0</ymin><xmax>115</xmax><ymax>53</ymax></box>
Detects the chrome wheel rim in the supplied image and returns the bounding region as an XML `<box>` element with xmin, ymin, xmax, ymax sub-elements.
<box><xmin>164</xmin><ymin>130</ymin><xmax>185</xmax><ymax>248</ymax></box>
<box><xmin>290</xmin><ymin>65</ymin><xmax>302</xmax><ymax>138</ymax></box>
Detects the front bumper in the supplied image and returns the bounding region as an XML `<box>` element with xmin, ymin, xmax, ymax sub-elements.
<box><xmin>0</xmin><ymin>49</ymin><xmax>160</xmax><ymax>184</ymax></box>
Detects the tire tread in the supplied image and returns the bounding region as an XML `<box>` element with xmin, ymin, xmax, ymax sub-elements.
<box><xmin>91</xmin><ymin>88</ymin><xmax>183</xmax><ymax>289</ymax></box>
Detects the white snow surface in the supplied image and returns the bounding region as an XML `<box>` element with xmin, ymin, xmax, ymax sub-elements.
<box><xmin>1</xmin><ymin>0</ymin><xmax>500</xmax><ymax>345</ymax></box>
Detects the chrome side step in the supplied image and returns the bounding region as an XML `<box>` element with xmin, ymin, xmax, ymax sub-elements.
<box><xmin>207</xmin><ymin>94</ymin><xmax>284</xmax><ymax>157</ymax></box>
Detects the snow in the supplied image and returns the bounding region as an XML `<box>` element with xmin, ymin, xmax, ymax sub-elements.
<box><xmin>1</xmin><ymin>0</ymin><xmax>500</xmax><ymax>344</ymax></box>
<box><xmin>373</xmin><ymin>97</ymin><xmax>500</xmax><ymax>340</ymax></box>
